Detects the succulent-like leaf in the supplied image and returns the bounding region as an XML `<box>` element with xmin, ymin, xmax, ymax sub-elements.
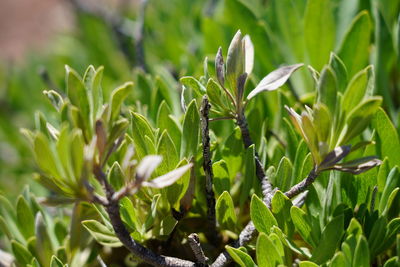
<box><xmin>247</xmin><ymin>63</ymin><xmax>303</xmax><ymax>100</ymax></box>
<box><xmin>136</xmin><ymin>155</ymin><xmax>162</xmax><ymax>182</ymax></box>
<box><xmin>243</xmin><ymin>35</ymin><xmax>254</xmax><ymax>74</ymax></box>
<box><xmin>142</xmin><ymin>163</ymin><xmax>192</xmax><ymax>188</ymax></box>
<box><xmin>318</xmin><ymin>145</ymin><xmax>351</xmax><ymax>170</ymax></box>
<box><xmin>332</xmin><ymin>156</ymin><xmax>382</xmax><ymax>174</ymax></box>
<box><xmin>215</xmin><ymin>47</ymin><xmax>225</xmax><ymax>87</ymax></box>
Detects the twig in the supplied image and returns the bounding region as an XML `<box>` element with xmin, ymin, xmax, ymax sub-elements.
<box><xmin>210</xmin><ymin>168</ymin><xmax>320</xmax><ymax>267</ymax></box>
<box><xmin>200</xmin><ymin>96</ymin><xmax>218</xmax><ymax>240</ymax></box>
<box><xmin>236</xmin><ymin>110</ymin><xmax>274</xmax><ymax>204</ymax></box>
<box><xmin>188</xmin><ymin>233</ymin><xmax>208</xmax><ymax>266</ymax></box>
<box><xmin>105</xmin><ymin>199</ymin><xmax>196</xmax><ymax>267</ymax></box>
<box><xmin>284</xmin><ymin>167</ymin><xmax>318</xmax><ymax>199</ymax></box>
<box><xmin>92</xmin><ymin>167</ymin><xmax>197</xmax><ymax>267</ymax></box>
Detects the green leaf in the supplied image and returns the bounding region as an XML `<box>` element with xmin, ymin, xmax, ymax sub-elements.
<box><xmin>181</xmin><ymin>100</ymin><xmax>199</xmax><ymax>158</ymax></box>
<box><xmin>247</xmin><ymin>64</ymin><xmax>303</xmax><ymax>100</ymax></box>
<box><xmin>159</xmin><ymin>215</ymin><xmax>178</xmax><ymax>236</ymax></box>
<box><xmin>180</xmin><ymin>76</ymin><xmax>206</xmax><ymax>97</ymax></box>
<box><xmin>271</xmin><ymin>191</ymin><xmax>293</xmax><ymax>233</ymax></box>
<box><xmin>156</xmin><ymin>101</ymin><xmax>181</xmax><ymax>153</ymax></box>
<box><xmin>226</xmin><ymin>246</ymin><xmax>256</xmax><ymax>267</ymax></box>
<box><xmin>213</xmin><ymin>160</ymin><xmax>230</xmax><ymax>196</ymax></box>
<box><xmin>82</xmin><ymin>220</ymin><xmax>122</xmax><ymax>247</ymax></box>
<box><xmin>353</xmin><ymin>236</ymin><xmax>370</xmax><ymax>267</ymax></box>
<box><xmin>304</xmin><ymin>0</ymin><xmax>335</xmax><ymax>70</ymax></box>
<box><xmin>226</xmin><ymin>30</ymin><xmax>244</xmax><ymax>94</ymax></box>
<box><xmin>130</xmin><ymin>112</ymin><xmax>155</xmax><ymax>159</ymax></box>
<box><xmin>256</xmin><ymin>233</ymin><xmax>282</xmax><ymax>267</ymax></box>
<box><xmin>250</xmin><ymin>194</ymin><xmax>277</xmax><ymax>234</ymax></box>
<box><xmin>338</xmin><ymin>11</ymin><xmax>372</xmax><ymax>77</ymax></box>
<box><xmin>156</xmin><ymin>130</ymin><xmax>178</xmax><ymax>176</ymax></box>
<box><xmin>120</xmin><ymin>197</ymin><xmax>139</xmax><ymax>233</ymax></box>
<box><xmin>342</xmin><ymin>67</ymin><xmax>370</xmax><ymax>116</ymax></box>
<box><xmin>71</xmin><ymin>129</ymin><xmax>84</xmax><ymax>183</ymax></box>
<box><xmin>373</xmin><ymin>108</ymin><xmax>400</xmax><ymax>168</ymax></box>
<box><xmin>216</xmin><ymin>191</ymin><xmax>237</xmax><ymax>230</ymax></box>
<box><xmin>329</xmin><ymin>252</ymin><xmax>348</xmax><ymax>267</ymax></box>
<box><xmin>222</xmin><ymin>127</ymin><xmax>244</xmax><ymax>180</ymax></box>
<box><xmin>206</xmin><ymin>78</ymin><xmax>228</xmax><ymax>112</ymax></box>
<box><xmin>273</xmin><ymin>157</ymin><xmax>293</xmax><ymax>192</ymax></box>
<box><xmin>34</xmin><ymin>133</ymin><xmax>61</xmax><ymax>180</ymax></box>
<box><xmin>241</xmin><ymin>145</ymin><xmax>256</xmax><ymax>205</ymax></box>
<box><xmin>290</xmin><ymin>206</ymin><xmax>317</xmax><ymax>247</ymax></box>
<box><xmin>165</xmin><ymin>159</ymin><xmax>191</xmax><ymax>208</ymax></box>
<box><xmin>379</xmin><ymin>167</ymin><xmax>399</xmax><ymax>214</ymax></box>
<box><xmin>91</xmin><ymin>66</ymin><xmax>104</xmax><ymax>119</ymax></box>
<box><xmin>11</xmin><ymin>240</ymin><xmax>33</xmax><ymax>265</ymax></box>
<box><xmin>108</xmin><ymin>162</ymin><xmax>125</xmax><ymax>190</ymax></box>
<box><xmin>50</xmin><ymin>255</ymin><xmax>64</xmax><ymax>267</ymax></box>
<box><xmin>299</xmin><ymin>262</ymin><xmax>319</xmax><ymax>267</ymax></box>
<box><xmin>341</xmin><ymin>97</ymin><xmax>382</xmax><ymax>145</ymax></box>
<box><xmin>16</xmin><ymin>196</ymin><xmax>35</xmax><ymax>239</ymax></box>
<box><xmin>311</xmin><ymin>215</ymin><xmax>344</xmax><ymax>264</ymax></box>
<box><xmin>317</xmin><ymin>66</ymin><xmax>337</xmax><ymax>114</ymax></box>
<box><xmin>144</xmin><ymin>194</ymin><xmax>160</xmax><ymax>231</ymax></box>
<box><xmin>109</xmin><ymin>82</ymin><xmax>133</xmax><ymax>124</ymax></box>
<box><xmin>329</xmin><ymin>53</ymin><xmax>348</xmax><ymax>93</ymax></box>
<box><xmin>313</xmin><ymin>104</ymin><xmax>331</xmax><ymax>145</ymax></box>
<box><xmin>65</xmin><ymin>66</ymin><xmax>91</xmax><ymax>135</ymax></box>
<box><xmin>35</xmin><ymin>213</ymin><xmax>54</xmax><ymax>265</ymax></box>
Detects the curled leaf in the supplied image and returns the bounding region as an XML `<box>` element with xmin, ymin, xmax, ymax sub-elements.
<box><xmin>226</xmin><ymin>30</ymin><xmax>244</xmax><ymax>91</ymax></box>
<box><xmin>243</xmin><ymin>35</ymin><xmax>254</xmax><ymax>74</ymax></box>
<box><xmin>95</xmin><ymin>120</ymin><xmax>107</xmax><ymax>158</ymax></box>
<box><xmin>143</xmin><ymin>163</ymin><xmax>192</xmax><ymax>188</ymax></box>
<box><xmin>331</xmin><ymin>156</ymin><xmax>382</xmax><ymax>174</ymax></box>
<box><xmin>247</xmin><ymin>63</ymin><xmax>303</xmax><ymax>100</ymax></box>
<box><xmin>318</xmin><ymin>145</ymin><xmax>351</xmax><ymax>171</ymax></box>
<box><xmin>136</xmin><ymin>155</ymin><xmax>162</xmax><ymax>182</ymax></box>
<box><xmin>215</xmin><ymin>47</ymin><xmax>225</xmax><ymax>87</ymax></box>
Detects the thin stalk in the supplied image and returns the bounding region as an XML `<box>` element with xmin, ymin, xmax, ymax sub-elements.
<box><xmin>210</xmin><ymin>168</ymin><xmax>319</xmax><ymax>267</ymax></box>
<box><xmin>93</xmin><ymin>168</ymin><xmax>197</xmax><ymax>267</ymax></box>
<box><xmin>200</xmin><ymin>96</ymin><xmax>218</xmax><ymax>241</ymax></box>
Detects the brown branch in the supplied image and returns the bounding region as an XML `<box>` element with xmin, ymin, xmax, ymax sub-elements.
<box><xmin>105</xmin><ymin>199</ymin><xmax>196</xmax><ymax>267</ymax></box>
<box><xmin>188</xmin><ymin>233</ymin><xmax>208</xmax><ymax>266</ymax></box>
<box><xmin>200</xmin><ymin>96</ymin><xmax>218</xmax><ymax>241</ymax></box>
<box><xmin>284</xmin><ymin>167</ymin><xmax>318</xmax><ymax>199</ymax></box>
<box><xmin>92</xmin><ymin>166</ymin><xmax>198</xmax><ymax>267</ymax></box>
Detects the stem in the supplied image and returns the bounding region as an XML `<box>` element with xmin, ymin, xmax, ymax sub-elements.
<box><xmin>284</xmin><ymin>167</ymin><xmax>318</xmax><ymax>199</ymax></box>
<box><xmin>210</xmin><ymin>168</ymin><xmax>319</xmax><ymax>267</ymax></box>
<box><xmin>105</xmin><ymin>200</ymin><xmax>196</xmax><ymax>267</ymax></box>
<box><xmin>188</xmin><ymin>233</ymin><xmax>208</xmax><ymax>266</ymax></box>
<box><xmin>200</xmin><ymin>96</ymin><xmax>218</xmax><ymax>240</ymax></box>
<box><xmin>92</xmin><ymin>168</ymin><xmax>197</xmax><ymax>267</ymax></box>
<box><xmin>236</xmin><ymin>110</ymin><xmax>273</xmax><ymax>203</ymax></box>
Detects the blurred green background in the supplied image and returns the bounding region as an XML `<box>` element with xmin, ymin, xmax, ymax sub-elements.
<box><xmin>0</xmin><ymin>0</ymin><xmax>399</xmax><ymax>200</ymax></box>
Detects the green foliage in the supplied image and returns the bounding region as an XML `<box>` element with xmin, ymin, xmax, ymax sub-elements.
<box><xmin>0</xmin><ymin>0</ymin><xmax>399</xmax><ymax>266</ymax></box>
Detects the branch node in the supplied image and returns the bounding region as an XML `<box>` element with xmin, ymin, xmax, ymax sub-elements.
<box><xmin>188</xmin><ymin>233</ymin><xmax>208</xmax><ymax>266</ymax></box>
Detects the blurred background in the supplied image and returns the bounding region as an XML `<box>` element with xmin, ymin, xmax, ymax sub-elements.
<box><xmin>0</xmin><ymin>0</ymin><xmax>399</xmax><ymax>199</ymax></box>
